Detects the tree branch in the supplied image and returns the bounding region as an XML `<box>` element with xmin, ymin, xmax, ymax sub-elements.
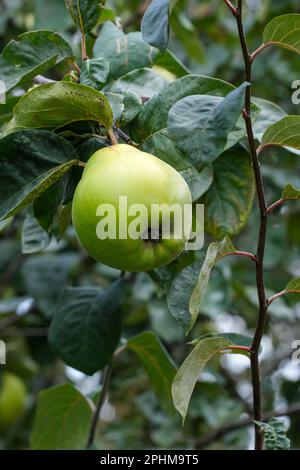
<box><xmin>226</xmin><ymin>0</ymin><xmax>268</xmax><ymax>450</ymax></box>
<box><xmin>86</xmin><ymin>362</ymin><xmax>114</xmax><ymax>448</ymax></box>
<box><xmin>268</xmin><ymin>290</ymin><xmax>300</xmax><ymax>306</ymax></box>
<box><xmin>196</xmin><ymin>402</ymin><xmax>300</xmax><ymax>449</ymax></box>
<box><xmin>266</xmin><ymin>198</ymin><xmax>284</xmax><ymax>215</ymax></box>
<box><xmin>223</xmin><ymin>0</ymin><xmax>237</xmax><ymax>16</ymax></box>
<box><xmin>251</xmin><ymin>43</ymin><xmax>272</xmax><ymax>61</ymax></box>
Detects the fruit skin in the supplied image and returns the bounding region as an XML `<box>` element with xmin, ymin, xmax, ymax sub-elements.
<box><xmin>0</xmin><ymin>372</ymin><xmax>26</xmax><ymax>427</ymax></box>
<box><xmin>72</xmin><ymin>144</ymin><xmax>192</xmax><ymax>272</ymax></box>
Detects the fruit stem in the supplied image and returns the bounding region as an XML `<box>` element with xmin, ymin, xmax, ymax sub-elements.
<box><xmin>108</xmin><ymin>128</ymin><xmax>118</xmax><ymax>145</ymax></box>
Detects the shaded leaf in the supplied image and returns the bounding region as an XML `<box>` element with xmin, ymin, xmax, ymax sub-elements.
<box><xmin>94</xmin><ymin>21</ymin><xmax>157</xmax><ymax>80</ymax></box>
<box><xmin>0</xmin><ymin>30</ymin><xmax>73</xmax><ymax>92</ymax></box>
<box><xmin>22</xmin><ymin>210</ymin><xmax>50</xmax><ymax>254</ymax></box>
<box><xmin>33</xmin><ymin>174</ymin><xmax>72</xmax><ymax>231</ymax></box>
<box><xmin>140</xmin><ymin>127</ymin><xmax>213</xmax><ymax>200</ymax></box>
<box><xmin>105</xmin><ymin>92</ymin><xmax>124</xmax><ymax>124</ymax></box>
<box><xmin>111</xmin><ymin>67</ymin><xmax>168</xmax><ymax>99</ymax></box>
<box><xmin>168</xmin><ymin>83</ymin><xmax>248</xmax><ymax>166</ymax></box>
<box><xmin>255</xmin><ymin>417</ymin><xmax>290</xmax><ymax>450</ymax></box>
<box><xmin>21</xmin><ymin>253</ymin><xmax>79</xmax><ymax>317</ymax></box>
<box><xmin>141</xmin><ymin>0</ymin><xmax>169</xmax><ymax>51</ymax></box>
<box><xmin>181</xmin><ymin>166</ymin><xmax>214</xmax><ymax>202</ymax></box>
<box><xmin>127</xmin><ymin>331</ymin><xmax>176</xmax><ymax>414</ymax></box>
<box><xmin>79</xmin><ymin>57</ymin><xmax>109</xmax><ymax>90</ymax></box>
<box><xmin>30</xmin><ymin>383</ymin><xmax>92</xmax><ymax>450</ymax></box>
<box><xmin>49</xmin><ymin>280</ymin><xmax>125</xmax><ymax>375</ymax></box>
<box><xmin>131</xmin><ymin>74</ymin><xmax>235</xmax><ymax>143</ymax></box>
<box><xmin>154</xmin><ymin>49</ymin><xmax>189</xmax><ymax>78</ymax></box>
<box><xmin>120</xmin><ymin>92</ymin><xmax>142</xmax><ymax>126</ymax></box>
<box><xmin>203</xmin><ymin>146</ymin><xmax>255</xmax><ymax>239</ymax></box>
<box><xmin>0</xmin><ymin>130</ymin><xmax>79</xmax><ymax>221</ymax></box>
<box><xmin>65</xmin><ymin>0</ymin><xmax>104</xmax><ymax>34</ymax></box>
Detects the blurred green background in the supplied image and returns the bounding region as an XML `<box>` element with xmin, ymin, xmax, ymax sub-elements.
<box><xmin>1</xmin><ymin>0</ymin><xmax>300</xmax><ymax>450</ymax></box>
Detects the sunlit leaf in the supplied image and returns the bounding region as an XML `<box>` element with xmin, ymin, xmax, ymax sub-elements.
<box><xmin>6</xmin><ymin>82</ymin><xmax>113</xmax><ymax>134</ymax></box>
<box><xmin>263</xmin><ymin>14</ymin><xmax>300</xmax><ymax>55</ymax></box>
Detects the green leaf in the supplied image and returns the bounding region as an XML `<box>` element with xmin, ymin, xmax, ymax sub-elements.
<box><xmin>141</xmin><ymin>128</ymin><xmax>190</xmax><ymax>171</ymax></box>
<box><xmin>0</xmin><ymin>30</ymin><xmax>74</xmax><ymax>92</ymax></box>
<box><xmin>94</xmin><ymin>22</ymin><xmax>157</xmax><ymax>80</ymax></box>
<box><xmin>0</xmin><ymin>96</ymin><xmax>20</xmax><ymax>126</ymax></box>
<box><xmin>203</xmin><ymin>146</ymin><xmax>255</xmax><ymax>239</ymax></box>
<box><xmin>284</xmin><ymin>278</ymin><xmax>300</xmax><ymax>294</ymax></box>
<box><xmin>131</xmin><ymin>74</ymin><xmax>235</xmax><ymax>143</ymax></box>
<box><xmin>255</xmin><ymin>417</ymin><xmax>290</xmax><ymax>450</ymax></box>
<box><xmin>181</xmin><ymin>166</ymin><xmax>214</xmax><ymax>202</ymax></box>
<box><xmin>21</xmin><ymin>253</ymin><xmax>79</xmax><ymax>317</ymax></box>
<box><xmin>6</xmin><ymin>82</ymin><xmax>113</xmax><ymax>134</ymax></box>
<box><xmin>263</xmin><ymin>14</ymin><xmax>300</xmax><ymax>55</ymax></box>
<box><xmin>105</xmin><ymin>92</ymin><xmax>124</xmax><ymax>124</ymax></box>
<box><xmin>21</xmin><ymin>210</ymin><xmax>50</xmax><ymax>254</ymax></box>
<box><xmin>120</xmin><ymin>92</ymin><xmax>142</xmax><ymax>126</ymax></box>
<box><xmin>30</xmin><ymin>383</ymin><xmax>92</xmax><ymax>450</ymax></box>
<box><xmin>168</xmin><ymin>83</ymin><xmax>248</xmax><ymax>166</ymax></box>
<box><xmin>252</xmin><ymin>97</ymin><xmax>287</xmax><ymax>142</ymax></box>
<box><xmin>154</xmin><ymin>49</ymin><xmax>189</xmax><ymax>78</ymax></box>
<box><xmin>77</xmin><ymin>137</ymin><xmax>109</xmax><ymax>162</ymax></box>
<box><xmin>49</xmin><ymin>280</ymin><xmax>125</xmax><ymax>375</ymax></box>
<box><xmin>167</xmin><ymin>258</ymin><xmax>204</xmax><ymax>331</ymax></box>
<box><xmin>141</xmin><ymin>0</ymin><xmax>169</xmax><ymax>51</ymax></box>
<box><xmin>282</xmin><ymin>184</ymin><xmax>300</xmax><ymax>201</ymax></box>
<box><xmin>188</xmin><ymin>237</ymin><xmax>238</xmax><ymax>333</ymax></box>
<box><xmin>193</xmin><ymin>332</ymin><xmax>253</xmax><ymax>353</ymax></box>
<box><xmin>65</xmin><ymin>0</ymin><xmax>104</xmax><ymax>34</ymax></box>
<box><xmin>127</xmin><ymin>331</ymin><xmax>176</xmax><ymax>414</ymax></box>
<box><xmin>98</xmin><ymin>7</ymin><xmax>116</xmax><ymax>23</ymax></box>
<box><xmin>79</xmin><ymin>57</ymin><xmax>109</xmax><ymax>90</ymax></box>
<box><xmin>261</xmin><ymin>116</ymin><xmax>300</xmax><ymax>152</ymax></box>
<box><xmin>0</xmin><ymin>130</ymin><xmax>79</xmax><ymax>221</ymax></box>
<box><xmin>0</xmin><ymin>217</ymin><xmax>13</xmax><ymax>234</ymax></box>
<box><xmin>110</xmin><ymin>67</ymin><xmax>168</xmax><ymax>99</ymax></box>
<box><xmin>172</xmin><ymin>337</ymin><xmax>230</xmax><ymax>422</ymax></box>
<box><xmin>33</xmin><ymin>174</ymin><xmax>73</xmax><ymax>231</ymax></box>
